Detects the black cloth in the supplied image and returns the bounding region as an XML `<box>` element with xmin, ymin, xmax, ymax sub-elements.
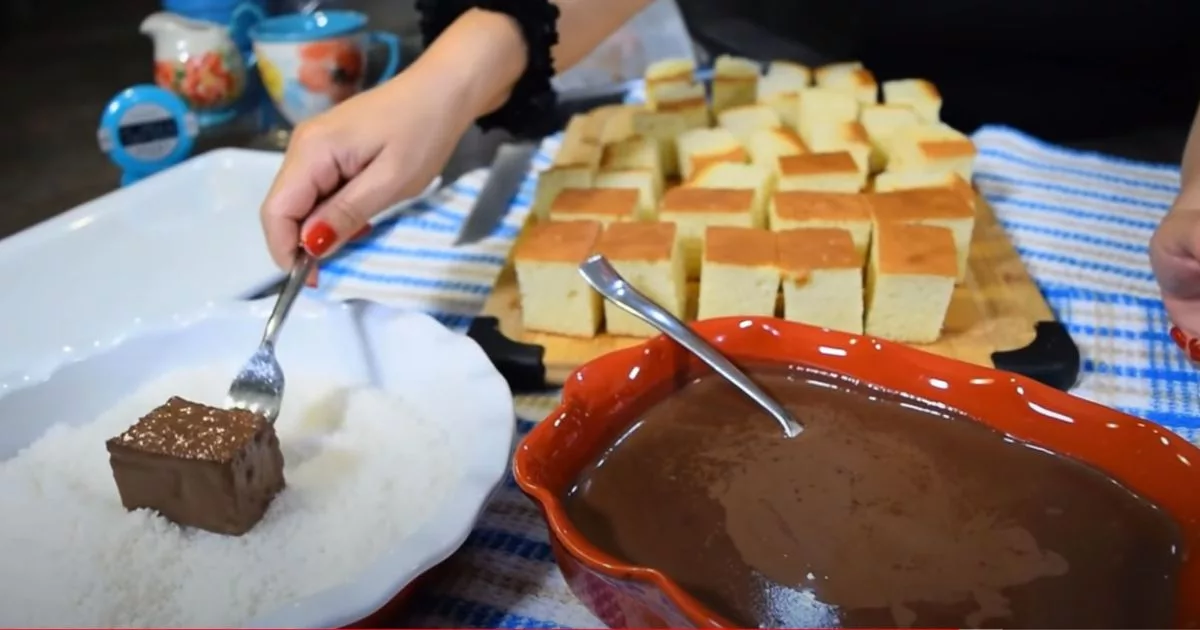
<box><xmin>679</xmin><ymin>0</ymin><xmax>1200</xmax><ymax>143</ymax></box>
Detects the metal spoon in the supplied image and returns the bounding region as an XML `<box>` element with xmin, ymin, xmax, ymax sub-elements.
<box><xmin>578</xmin><ymin>254</ymin><xmax>803</xmax><ymax>438</ymax></box>
<box><xmin>226</xmin><ymin>250</ymin><xmax>315</xmax><ymax>422</ymax></box>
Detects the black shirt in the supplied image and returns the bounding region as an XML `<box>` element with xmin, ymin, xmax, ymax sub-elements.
<box><xmin>678</xmin><ymin>0</ymin><xmax>1200</xmax><ymax>143</ymax></box>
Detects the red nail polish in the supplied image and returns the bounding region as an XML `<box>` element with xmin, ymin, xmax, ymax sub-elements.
<box><xmin>351</xmin><ymin>224</ymin><xmax>372</xmax><ymax>240</ymax></box>
<box><xmin>303</xmin><ymin>221</ymin><xmax>337</xmax><ymax>257</ymax></box>
<box><xmin>1188</xmin><ymin>337</ymin><xmax>1200</xmax><ymax>363</ymax></box>
<box><xmin>1170</xmin><ymin>326</ymin><xmax>1188</xmax><ymax>350</ymax></box>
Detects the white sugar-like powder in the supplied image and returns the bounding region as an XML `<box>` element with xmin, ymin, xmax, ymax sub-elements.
<box><xmin>0</xmin><ymin>365</ymin><xmax>461</xmax><ymax>627</ymax></box>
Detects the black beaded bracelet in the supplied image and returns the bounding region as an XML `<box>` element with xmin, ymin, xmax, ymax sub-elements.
<box><xmin>416</xmin><ymin>0</ymin><xmax>561</xmax><ymax>139</ymax></box>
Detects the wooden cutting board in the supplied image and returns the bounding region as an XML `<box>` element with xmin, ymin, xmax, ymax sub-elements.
<box><xmin>477</xmin><ymin>196</ymin><xmax>1080</xmax><ymax>390</ymax></box>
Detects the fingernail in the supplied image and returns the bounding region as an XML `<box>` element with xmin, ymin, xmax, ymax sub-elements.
<box><xmin>304</xmin><ymin>267</ymin><xmax>319</xmax><ymax>288</ymax></box>
<box><xmin>1170</xmin><ymin>326</ymin><xmax>1187</xmax><ymax>350</ymax></box>
<box><xmin>351</xmin><ymin>224</ymin><xmax>372</xmax><ymax>240</ymax></box>
<box><xmin>1188</xmin><ymin>337</ymin><xmax>1200</xmax><ymax>363</ymax></box>
<box><xmin>302</xmin><ymin>220</ymin><xmax>337</xmax><ymax>258</ymax></box>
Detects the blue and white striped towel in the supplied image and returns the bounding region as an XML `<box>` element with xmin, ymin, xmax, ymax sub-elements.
<box><xmin>313</xmin><ymin>123</ymin><xmax>1199</xmax><ymax>628</ymax></box>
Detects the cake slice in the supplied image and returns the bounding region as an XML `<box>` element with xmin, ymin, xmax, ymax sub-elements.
<box><xmin>595</xmin><ymin>222</ymin><xmax>686</xmax><ymax>337</ymax></box>
<box><xmin>689</xmin><ymin>161</ymin><xmax>775</xmax><ymax>228</ymax></box>
<box><xmin>554</xmin><ymin>135</ymin><xmax>602</xmax><ymax>170</ymax></box>
<box><xmin>795</xmin><ymin>87</ymin><xmax>861</xmax><ymax>148</ymax></box>
<box><xmin>748</xmin><ymin>128</ymin><xmax>808</xmax><ymax>169</ymax></box>
<box><xmin>776</xmin><ymin>228</ymin><xmax>864</xmax><ymax>334</ymax></box>
<box><xmin>549</xmin><ymin>188</ymin><xmax>638</xmax><ymax>226</ymax></box>
<box><xmin>860</xmin><ymin>104</ymin><xmax>921</xmax><ymax>172</ymax></box>
<box><xmin>868</xmin><ymin>187</ymin><xmax>975</xmax><ymax>282</ymax></box>
<box><xmin>805</xmin><ymin>121</ymin><xmax>872</xmax><ymax>173</ymax></box>
<box><xmin>717</xmin><ymin>104</ymin><xmax>783</xmax><ymax>149</ymax></box>
<box><xmin>595</xmin><ymin>105</ymin><xmax>643</xmax><ymax>145</ymax></box>
<box><xmin>676</xmin><ymin>127</ymin><xmax>748</xmax><ymax>181</ymax></box>
<box><xmin>873</xmin><ymin>171</ymin><xmax>976</xmax><ymax>209</ymax></box>
<box><xmin>532</xmin><ymin>164</ymin><xmax>594</xmax><ymax>220</ymax></box>
<box><xmin>659</xmin><ymin>187</ymin><xmax>756</xmax><ymax>278</ymax></box>
<box><xmin>882</xmin><ymin>78</ymin><xmax>942</xmax><ymax>122</ymax></box>
<box><xmin>812</xmin><ymin>61</ymin><xmax>863</xmax><ymax>84</ymax></box>
<box><xmin>816</xmin><ymin>66</ymin><xmax>878</xmax><ymax>105</ymax></box>
<box><xmin>601</xmin><ymin>136</ymin><xmax>664</xmax><ymax>193</ymax></box>
<box><xmin>712</xmin><ymin>55</ymin><xmax>761</xmax><ymax>113</ymax></box>
<box><xmin>766</xmin><ymin>60</ymin><xmax>812</xmax><ymax>85</ymax></box>
<box><xmin>653</xmin><ymin>81</ymin><xmax>710</xmax><ymax>129</ymax></box>
<box><xmin>594</xmin><ymin>168</ymin><xmax>660</xmax><ymax>220</ymax></box>
<box><xmin>630</xmin><ymin>109</ymin><xmax>690</xmax><ymax>177</ymax></box>
<box><xmin>768</xmin><ymin>190</ymin><xmax>873</xmax><ymax>258</ymax></box>
<box><xmin>698</xmin><ymin>226</ymin><xmax>779</xmax><ymax>320</ymax></box>
<box><xmin>563</xmin><ymin>113</ymin><xmax>603</xmax><ymax>146</ymax></box>
<box><xmin>883</xmin><ymin>122</ymin><xmax>978</xmax><ymax>180</ymax></box>
<box><xmin>776</xmin><ymin>151</ymin><xmax>867</xmax><ymax>193</ymax></box>
<box><xmin>513</xmin><ymin>220</ymin><xmax>605</xmax><ymax>337</ymax></box>
<box><xmin>864</xmin><ymin>222</ymin><xmax>956</xmax><ymax>343</ymax></box>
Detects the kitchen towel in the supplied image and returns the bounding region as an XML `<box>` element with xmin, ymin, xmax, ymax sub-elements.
<box><xmin>315</xmin><ymin>123</ymin><xmax>1196</xmax><ymax>627</ymax></box>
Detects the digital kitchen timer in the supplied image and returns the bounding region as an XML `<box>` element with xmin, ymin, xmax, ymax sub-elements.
<box><xmin>97</xmin><ymin>85</ymin><xmax>200</xmax><ymax>186</ymax></box>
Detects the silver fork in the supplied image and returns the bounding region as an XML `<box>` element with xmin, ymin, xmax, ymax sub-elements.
<box><xmin>226</xmin><ymin>250</ymin><xmax>316</xmax><ymax>422</ymax></box>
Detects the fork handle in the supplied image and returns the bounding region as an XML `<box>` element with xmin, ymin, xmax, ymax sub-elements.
<box><xmin>262</xmin><ymin>251</ymin><xmax>315</xmax><ymax>346</ymax></box>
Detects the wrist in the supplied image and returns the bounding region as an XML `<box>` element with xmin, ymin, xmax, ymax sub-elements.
<box><xmin>406</xmin><ymin>8</ymin><xmax>527</xmax><ymax>125</ymax></box>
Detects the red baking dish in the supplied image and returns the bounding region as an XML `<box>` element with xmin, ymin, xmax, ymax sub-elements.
<box><xmin>512</xmin><ymin>316</ymin><xmax>1200</xmax><ymax>628</ymax></box>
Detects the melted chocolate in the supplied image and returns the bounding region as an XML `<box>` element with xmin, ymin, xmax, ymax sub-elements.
<box><xmin>564</xmin><ymin>366</ymin><xmax>1182</xmax><ymax>628</ymax></box>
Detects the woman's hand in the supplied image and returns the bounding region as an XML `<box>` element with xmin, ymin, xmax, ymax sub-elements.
<box><xmin>1150</xmin><ymin>203</ymin><xmax>1200</xmax><ymax>358</ymax></box>
<box><xmin>259</xmin><ymin>65</ymin><xmax>474</xmax><ymax>270</ymax></box>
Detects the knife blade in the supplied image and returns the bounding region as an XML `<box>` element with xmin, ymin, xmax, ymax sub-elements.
<box><xmin>454</xmin><ymin>142</ymin><xmax>538</xmax><ymax>246</ymax></box>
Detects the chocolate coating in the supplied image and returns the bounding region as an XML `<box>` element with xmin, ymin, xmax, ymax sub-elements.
<box><xmin>107</xmin><ymin>397</ymin><xmax>285</xmax><ymax>536</ymax></box>
<box><xmin>564</xmin><ymin>365</ymin><xmax>1182</xmax><ymax>628</ymax></box>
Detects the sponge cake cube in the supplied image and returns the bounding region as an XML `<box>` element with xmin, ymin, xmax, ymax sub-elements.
<box><xmin>795</xmin><ymin>87</ymin><xmax>861</xmax><ymax>148</ymax></box>
<box><xmin>595</xmin><ymin>222</ymin><xmax>686</xmax><ymax>337</ymax></box>
<box><xmin>630</xmin><ymin>109</ymin><xmax>690</xmax><ymax>177</ymax></box>
<box><xmin>860</xmin><ymin>104</ymin><xmax>921</xmax><ymax>172</ymax></box>
<box><xmin>513</xmin><ymin>220</ymin><xmax>604</xmax><ymax>337</ymax></box>
<box><xmin>717</xmin><ymin>104</ymin><xmax>783</xmax><ymax>148</ymax></box>
<box><xmin>777</xmin><ymin>151</ymin><xmax>867</xmax><ymax>193</ymax></box>
<box><xmin>883</xmin><ymin>122</ymin><xmax>977</xmax><ymax>180</ymax></box>
<box><xmin>652</xmin><ymin>81</ymin><xmax>710</xmax><ymax>129</ymax></box>
<box><xmin>601</xmin><ymin>136</ymin><xmax>664</xmax><ymax>192</ymax></box>
<box><xmin>769</xmin><ymin>190</ymin><xmax>873</xmax><ymax>258</ymax></box>
<box><xmin>594</xmin><ymin>168</ymin><xmax>660</xmax><ymax>220</ymax></box>
<box><xmin>549</xmin><ymin>188</ymin><xmax>638</xmax><ymax>226</ymax></box>
<box><xmin>659</xmin><ymin>187</ymin><xmax>756</xmax><ymax>278</ymax></box>
<box><xmin>805</xmin><ymin>121</ymin><xmax>872</xmax><ymax>172</ymax></box>
<box><xmin>868</xmin><ymin>187</ymin><xmax>975</xmax><ymax>282</ymax></box>
<box><xmin>766</xmin><ymin>60</ymin><xmax>812</xmax><ymax>85</ymax></box>
<box><xmin>817</xmin><ymin>67</ymin><xmax>878</xmax><ymax>105</ymax></box>
<box><xmin>689</xmin><ymin>161</ymin><xmax>775</xmax><ymax>228</ymax></box>
<box><xmin>698</xmin><ymin>226</ymin><xmax>779</xmax><ymax>320</ymax></box>
<box><xmin>532</xmin><ymin>164</ymin><xmax>594</xmax><ymax>220</ymax></box>
<box><xmin>776</xmin><ymin>228</ymin><xmax>864</xmax><ymax>334</ymax></box>
<box><xmin>676</xmin><ymin>127</ymin><xmax>748</xmax><ymax>181</ymax></box>
<box><xmin>812</xmin><ymin>61</ymin><xmax>863</xmax><ymax>84</ymax></box>
<box><xmin>882</xmin><ymin>78</ymin><xmax>942</xmax><ymax>122</ymax></box>
<box><xmin>554</xmin><ymin>129</ymin><xmax>602</xmax><ymax>170</ymax></box>
<box><xmin>864</xmin><ymin>222</ymin><xmax>956</xmax><ymax>343</ymax></box>
<box><xmin>748</xmin><ymin>127</ymin><xmax>807</xmax><ymax>169</ymax></box>
<box><xmin>563</xmin><ymin>113</ymin><xmax>603</xmax><ymax>146</ymax></box>
<box><xmin>712</xmin><ymin>55</ymin><xmax>760</xmax><ymax>113</ymax></box>
<box><xmin>644</xmin><ymin>58</ymin><xmax>696</xmax><ymax>108</ymax></box>
<box><xmin>873</xmin><ymin>171</ymin><xmax>976</xmax><ymax>209</ymax></box>
<box><xmin>595</xmin><ymin>105</ymin><xmax>643</xmax><ymax>145</ymax></box>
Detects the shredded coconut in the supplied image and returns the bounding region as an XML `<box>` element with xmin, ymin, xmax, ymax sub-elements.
<box><xmin>0</xmin><ymin>365</ymin><xmax>461</xmax><ymax>627</ymax></box>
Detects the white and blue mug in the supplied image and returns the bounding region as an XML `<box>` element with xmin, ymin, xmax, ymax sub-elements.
<box><xmin>248</xmin><ymin>11</ymin><xmax>400</xmax><ymax>125</ymax></box>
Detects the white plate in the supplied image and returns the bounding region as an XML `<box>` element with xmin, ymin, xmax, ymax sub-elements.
<box><xmin>0</xmin><ymin>296</ymin><xmax>515</xmax><ymax>628</ymax></box>
<box><xmin>0</xmin><ymin>149</ymin><xmax>285</xmax><ymax>379</ymax></box>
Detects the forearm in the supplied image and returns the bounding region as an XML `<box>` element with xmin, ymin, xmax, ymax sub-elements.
<box><xmin>406</xmin><ymin>0</ymin><xmax>652</xmax><ymax>121</ymax></box>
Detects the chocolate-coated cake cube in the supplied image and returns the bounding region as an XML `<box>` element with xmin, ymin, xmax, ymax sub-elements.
<box><xmin>106</xmin><ymin>396</ymin><xmax>286</xmax><ymax>536</ymax></box>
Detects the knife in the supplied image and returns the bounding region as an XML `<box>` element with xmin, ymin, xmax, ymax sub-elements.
<box><xmin>454</xmin><ymin>142</ymin><xmax>538</xmax><ymax>246</ymax></box>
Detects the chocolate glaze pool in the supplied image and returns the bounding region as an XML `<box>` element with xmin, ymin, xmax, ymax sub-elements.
<box><xmin>563</xmin><ymin>365</ymin><xmax>1182</xmax><ymax>628</ymax></box>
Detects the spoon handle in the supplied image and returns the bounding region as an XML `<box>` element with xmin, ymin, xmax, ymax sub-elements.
<box><xmin>579</xmin><ymin>255</ymin><xmax>802</xmax><ymax>438</ymax></box>
<box><xmin>262</xmin><ymin>251</ymin><xmax>315</xmax><ymax>347</ymax></box>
